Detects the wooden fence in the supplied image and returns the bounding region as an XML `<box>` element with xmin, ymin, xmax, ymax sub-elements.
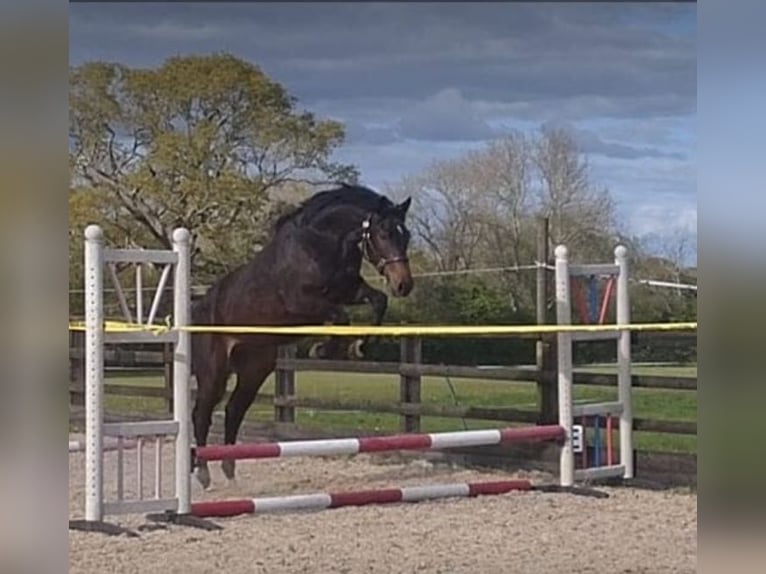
<box><xmin>69</xmin><ymin>332</ymin><xmax>697</xmax><ymax>445</ymax></box>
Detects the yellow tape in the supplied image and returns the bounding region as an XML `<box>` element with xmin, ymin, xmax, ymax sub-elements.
<box><xmin>68</xmin><ymin>320</ymin><xmax>697</xmax><ymax>337</ymax></box>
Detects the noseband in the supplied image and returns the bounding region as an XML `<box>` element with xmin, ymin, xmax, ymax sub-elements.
<box><xmin>361</xmin><ymin>217</ymin><xmax>409</xmax><ymax>273</ymax></box>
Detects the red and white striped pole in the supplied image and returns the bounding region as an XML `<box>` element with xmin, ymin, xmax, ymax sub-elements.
<box><xmin>193</xmin><ymin>425</ymin><xmax>565</xmax><ymax>462</ymax></box>
<box><xmin>191</xmin><ymin>479</ymin><xmax>532</xmax><ymax>518</ymax></box>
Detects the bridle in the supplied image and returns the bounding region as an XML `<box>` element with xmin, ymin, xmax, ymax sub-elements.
<box><xmin>360</xmin><ymin>216</ymin><xmax>409</xmax><ymax>273</ymax></box>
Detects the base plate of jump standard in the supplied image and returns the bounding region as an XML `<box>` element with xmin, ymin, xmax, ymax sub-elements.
<box><xmin>532</xmin><ymin>484</ymin><xmax>611</xmax><ymax>499</ymax></box>
<box><xmin>145</xmin><ymin>511</ymin><xmax>224</xmax><ymax>531</ymax></box>
<box><xmin>68</xmin><ymin>519</ymin><xmax>140</xmax><ymax>537</ymax></box>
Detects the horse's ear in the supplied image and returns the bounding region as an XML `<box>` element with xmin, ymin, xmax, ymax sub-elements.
<box><xmin>396</xmin><ymin>197</ymin><xmax>412</xmax><ymax>217</ymax></box>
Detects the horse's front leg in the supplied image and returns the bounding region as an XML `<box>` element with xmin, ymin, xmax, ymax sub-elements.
<box><xmin>356</xmin><ymin>281</ymin><xmax>388</xmax><ymax>325</ymax></box>
<box><xmin>308</xmin><ymin>281</ymin><xmax>388</xmax><ymax>360</ymax></box>
<box><xmin>346</xmin><ymin>280</ymin><xmax>388</xmax><ymax>358</ymax></box>
<box><xmin>308</xmin><ymin>306</ymin><xmax>353</xmax><ymax>360</ymax></box>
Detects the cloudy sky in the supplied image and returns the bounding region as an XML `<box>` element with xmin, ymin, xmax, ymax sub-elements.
<box><xmin>69</xmin><ymin>2</ymin><xmax>697</xmax><ymax>263</ymax></box>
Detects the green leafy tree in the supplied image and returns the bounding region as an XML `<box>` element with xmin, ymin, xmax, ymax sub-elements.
<box><xmin>69</xmin><ymin>53</ymin><xmax>357</xmax><ymax>280</ymax></box>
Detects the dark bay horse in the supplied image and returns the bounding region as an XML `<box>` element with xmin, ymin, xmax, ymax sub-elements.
<box><xmin>190</xmin><ymin>184</ymin><xmax>414</xmax><ymax>487</ymax></box>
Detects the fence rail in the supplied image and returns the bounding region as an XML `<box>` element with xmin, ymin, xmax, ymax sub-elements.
<box><xmin>69</xmin><ymin>348</ymin><xmax>697</xmax><ymax>391</ymax></box>
<box><xmin>68</xmin><ymin>383</ymin><xmax>696</xmax><ymax>437</ymax></box>
<box><xmin>69</xmin><ymin>332</ymin><xmax>697</xmax><ymax>441</ymax></box>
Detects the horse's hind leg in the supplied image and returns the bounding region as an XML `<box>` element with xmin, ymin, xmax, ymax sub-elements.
<box><xmin>192</xmin><ymin>373</ymin><xmax>228</xmax><ymax>489</ymax></box>
<box><xmin>221</xmin><ymin>345</ymin><xmax>277</xmax><ymax>480</ymax></box>
<box><xmin>191</xmin><ymin>340</ymin><xmax>230</xmax><ymax>489</ymax></box>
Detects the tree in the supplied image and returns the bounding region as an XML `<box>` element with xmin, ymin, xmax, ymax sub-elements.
<box><xmin>385</xmin><ymin>127</ymin><xmax>620</xmax><ymax>313</ymax></box>
<box><xmin>630</xmin><ymin>236</ymin><xmax>697</xmax><ymax>326</ymax></box>
<box><xmin>659</xmin><ymin>229</ymin><xmax>695</xmax><ymax>292</ymax></box>
<box><xmin>389</xmin><ymin>154</ymin><xmax>494</xmax><ymax>272</ymax></box>
<box><xmin>69</xmin><ymin>53</ymin><xmax>357</xmax><ymax>280</ymax></box>
<box><xmin>472</xmin><ymin>133</ymin><xmax>534</xmax><ymax>270</ymax></box>
<box><xmin>533</xmin><ymin>126</ymin><xmax>617</xmax><ymax>260</ymax></box>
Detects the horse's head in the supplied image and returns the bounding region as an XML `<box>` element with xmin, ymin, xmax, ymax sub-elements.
<box><xmin>361</xmin><ymin>197</ymin><xmax>414</xmax><ymax>297</ymax></box>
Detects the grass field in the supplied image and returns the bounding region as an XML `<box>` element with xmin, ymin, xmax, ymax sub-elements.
<box><xmin>96</xmin><ymin>362</ymin><xmax>696</xmax><ymax>454</ymax></box>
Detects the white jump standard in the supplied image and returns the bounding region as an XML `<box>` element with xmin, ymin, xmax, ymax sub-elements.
<box><xmin>554</xmin><ymin>244</ymin><xmax>633</xmax><ymax>484</ymax></box>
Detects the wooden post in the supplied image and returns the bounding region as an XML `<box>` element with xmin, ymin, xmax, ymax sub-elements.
<box><xmin>274</xmin><ymin>344</ymin><xmax>296</xmax><ymax>424</ymax></box>
<box><xmin>400</xmin><ymin>337</ymin><xmax>422</xmax><ymax>432</ymax></box>
<box><xmin>536</xmin><ymin>217</ymin><xmax>558</xmax><ymax>424</ymax></box>
<box><xmin>539</xmin><ymin>336</ymin><xmax>558</xmax><ymax>424</ymax></box>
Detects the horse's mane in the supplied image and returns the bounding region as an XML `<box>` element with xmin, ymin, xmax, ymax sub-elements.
<box><xmin>274</xmin><ymin>183</ymin><xmax>394</xmax><ymax>231</ymax></box>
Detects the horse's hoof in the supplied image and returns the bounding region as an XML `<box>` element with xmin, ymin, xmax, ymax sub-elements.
<box><xmin>311</xmin><ymin>341</ymin><xmax>350</xmax><ymax>360</ymax></box>
<box><xmin>195</xmin><ymin>465</ymin><xmax>211</xmax><ymax>489</ymax></box>
<box><xmin>348</xmin><ymin>339</ymin><xmax>365</xmax><ymax>360</ymax></box>
<box><xmin>221</xmin><ymin>459</ymin><xmax>236</xmax><ymax>481</ymax></box>
<box><xmin>308</xmin><ymin>342</ymin><xmax>323</xmax><ymax>359</ymax></box>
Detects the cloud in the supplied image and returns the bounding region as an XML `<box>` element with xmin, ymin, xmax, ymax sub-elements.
<box><xmin>582</xmin><ymin>137</ymin><xmax>684</xmax><ymax>161</ymax></box>
<box><xmin>344</xmin><ymin>120</ymin><xmax>400</xmax><ymax>146</ymax></box>
<box><xmin>471</xmin><ymin>94</ymin><xmax>694</xmax><ymax>124</ymax></box>
<box><xmin>321</xmin><ymin>89</ymin><xmax>501</xmax><ymax>144</ymax></box>
<box><xmin>628</xmin><ymin>202</ymin><xmax>698</xmax><ymax>265</ymax></box>
<box><xmin>334</xmin><ymin>139</ymin><xmax>487</xmax><ymax>189</ymax></box>
<box><xmin>127</xmin><ymin>22</ymin><xmax>225</xmax><ymax>41</ymax></box>
<box><xmin>397</xmin><ymin>89</ymin><xmax>496</xmax><ymax>142</ymax></box>
<box><xmin>591</xmin><ymin>156</ymin><xmax>695</xmax><ymax>202</ymax></box>
<box><xmin>592</xmin><ymin>116</ymin><xmax>695</xmax><ymax>151</ymax></box>
<box><xmin>542</xmin><ymin>120</ymin><xmax>686</xmax><ymax>160</ymax></box>
<box><xmin>69</xmin><ymin>3</ymin><xmax>695</xmax><ymax>120</ymax></box>
<box><xmin>630</xmin><ymin>203</ymin><xmax>697</xmax><ymax>238</ymax></box>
